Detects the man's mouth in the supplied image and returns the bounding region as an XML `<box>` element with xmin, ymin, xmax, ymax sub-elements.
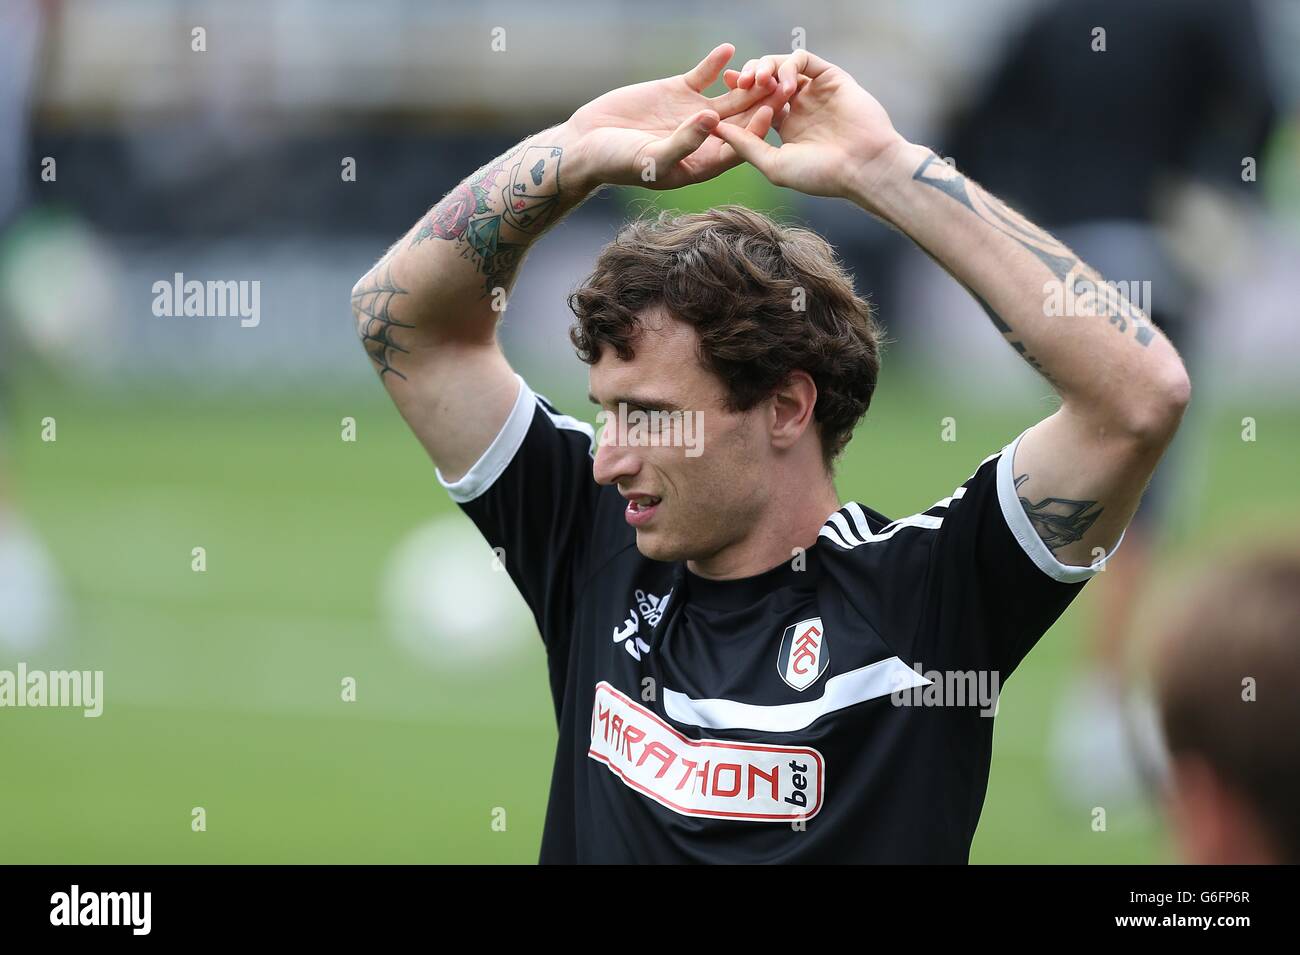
<box><xmin>624</xmin><ymin>495</ymin><xmax>662</xmax><ymax>527</ymax></box>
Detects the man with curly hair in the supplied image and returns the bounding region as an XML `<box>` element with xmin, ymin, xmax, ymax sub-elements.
<box><xmin>352</xmin><ymin>45</ymin><xmax>1190</xmax><ymax>863</ymax></box>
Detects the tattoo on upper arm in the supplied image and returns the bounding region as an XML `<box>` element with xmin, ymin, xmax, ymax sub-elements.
<box><xmin>912</xmin><ymin>152</ymin><xmax>1155</xmax><ymax>349</ymax></box>
<box><xmin>352</xmin><ymin>265</ymin><xmax>413</xmax><ymax>380</ymax></box>
<box><xmin>1014</xmin><ymin>473</ymin><xmax>1103</xmax><ymax>553</ymax></box>
<box><xmin>410</xmin><ymin>142</ymin><xmax>565</xmax><ymax>296</ymax></box>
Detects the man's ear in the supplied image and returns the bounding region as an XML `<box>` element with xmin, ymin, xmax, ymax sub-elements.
<box><xmin>769</xmin><ymin>370</ymin><xmax>818</xmax><ymax>451</ymax></box>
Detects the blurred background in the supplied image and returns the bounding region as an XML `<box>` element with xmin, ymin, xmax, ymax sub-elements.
<box><xmin>1</xmin><ymin>0</ymin><xmax>1297</xmax><ymax>863</ymax></box>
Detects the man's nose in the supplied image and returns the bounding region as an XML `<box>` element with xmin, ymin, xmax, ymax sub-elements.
<box><xmin>592</xmin><ymin>424</ymin><xmax>640</xmax><ymax>487</ymax></box>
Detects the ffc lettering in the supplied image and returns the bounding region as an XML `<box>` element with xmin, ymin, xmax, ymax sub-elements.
<box><xmin>777</xmin><ymin>617</ymin><xmax>830</xmax><ymax>691</ymax></box>
<box><xmin>792</xmin><ymin>625</ymin><xmax>821</xmax><ymax>676</ymax></box>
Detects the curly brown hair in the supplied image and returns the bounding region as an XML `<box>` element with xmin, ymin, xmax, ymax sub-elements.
<box><xmin>568</xmin><ymin>205</ymin><xmax>883</xmax><ymax>467</ymax></box>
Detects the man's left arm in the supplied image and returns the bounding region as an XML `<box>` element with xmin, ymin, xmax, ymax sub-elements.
<box><xmin>855</xmin><ymin>140</ymin><xmax>1191</xmax><ymax>567</ymax></box>
<box><xmin>714</xmin><ymin>51</ymin><xmax>1191</xmax><ymax>568</ymax></box>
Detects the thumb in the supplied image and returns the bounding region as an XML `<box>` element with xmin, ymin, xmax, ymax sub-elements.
<box><xmin>646</xmin><ymin>109</ymin><xmax>720</xmax><ymax>168</ymax></box>
<box><xmin>710</xmin><ymin>108</ymin><xmax>781</xmax><ymax>177</ymax></box>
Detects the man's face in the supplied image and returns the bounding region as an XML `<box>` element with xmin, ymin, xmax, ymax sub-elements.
<box><xmin>588</xmin><ymin>307</ymin><xmax>770</xmax><ymax>565</ymax></box>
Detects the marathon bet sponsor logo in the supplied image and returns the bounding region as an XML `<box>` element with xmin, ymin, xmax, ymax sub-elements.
<box><xmin>151</xmin><ymin>272</ymin><xmax>261</xmax><ymax>327</ymax></box>
<box><xmin>589</xmin><ymin>682</ymin><xmax>823</xmax><ymax>820</ymax></box>
<box><xmin>0</xmin><ymin>663</ymin><xmax>103</xmax><ymax>717</ymax></box>
<box><xmin>889</xmin><ymin>663</ymin><xmax>1001</xmax><ymax>717</ymax></box>
<box><xmin>776</xmin><ymin>617</ymin><xmax>828</xmax><ymax>691</ymax></box>
<box><xmin>50</xmin><ymin>885</ymin><xmax>151</xmax><ymax>935</ymax></box>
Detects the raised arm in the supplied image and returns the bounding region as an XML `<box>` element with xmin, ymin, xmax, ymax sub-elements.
<box><xmin>714</xmin><ymin>50</ymin><xmax>1191</xmax><ymax>568</ymax></box>
<box><xmin>351</xmin><ymin>43</ymin><xmax>789</xmax><ymax>482</ymax></box>
<box><xmin>349</xmin><ymin>126</ymin><xmax>586</xmax><ymax>483</ymax></box>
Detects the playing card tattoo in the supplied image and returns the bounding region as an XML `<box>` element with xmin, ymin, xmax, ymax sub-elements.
<box><xmin>502</xmin><ymin>146</ymin><xmax>563</xmax><ymax>233</ymax></box>
<box><xmin>411</xmin><ymin>141</ymin><xmax>564</xmax><ymax>297</ymax></box>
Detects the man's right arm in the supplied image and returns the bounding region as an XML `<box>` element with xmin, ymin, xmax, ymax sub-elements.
<box><xmin>350</xmin><ymin>43</ymin><xmax>790</xmax><ymax>483</ymax></box>
<box><xmin>350</xmin><ymin>124</ymin><xmax>597</xmax><ymax>483</ymax></box>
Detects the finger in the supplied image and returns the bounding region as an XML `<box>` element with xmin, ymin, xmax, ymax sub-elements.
<box><xmin>771</xmin><ymin>102</ymin><xmax>791</xmax><ymax>133</ymax></box>
<box><xmin>738</xmin><ymin>49</ymin><xmax>835</xmax><ymax>88</ymax></box>
<box><xmin>710</xmin><ymin>107</ymin><xmax>781</xmax><ymax>176</ymax></box>
<box><xmin>722</xmin><ymin>69</ymin><xmax>740</xmax><ymax>90</ymax></box>
<box><xmin>736</xmin><ymin>58</ymin><xmax>760</xmax><ymax>89</ymax></box>
<box><xmin>742</xmin><ymin>53</ymin><xmax>790</xmax><ymax>89</ymax></box>
<box><xmin>713</xmin><ymin>68</ymin><xmax>790</xmax><ymax>134</ymax></box>
<box><xmin>760</xmin><ymin>63</ymin><xmax>796</xmax><ymax>111</ymax></box>
<box><xmin>646</xmin><ymin>109</ymin><xmax>720</xmax><ymax>168</ymax></box>
<box><xmin>682</xmin><ymin>43</ymin><xmax>735</xmax><ymax>92</ymax></box>
<box><xmin>720</xmin><ymin>58</ymin><xmax>803</xmax><ymax>131</ymax></box>
<box><xmin>746</xmin><ymin>67</ymin><xmax>795</xmax><ymax>120</ymax></box>
<box><xmin>747</xmin><ymin>101</ymin><xmax>776</xmax><ymax>140</ymax></box>
<box><xmin>771</xmin><ymin>76</ymin><xmax>810</xmax><ymax>121</ymax></box>
<box><xmin>711</xmin><ymin>106</ymin><xmax>774</xmax><ymax>170</ymax></box>
<box><xmin>776</xmin><ymin>52</ymin><xmax>803</xmax><ymax>97</ymax></box>
<box><xmin>793</xmin><ymin>48</ymin><xmax>835</xmax><ymax>78</ymax></box>
<box><xmin>754</xmin><ymin>55</ymin><xmax>782</xmax><ymax>89</ymax></box>
<box><xmin>707</xmin><ymin>73</ymin><xmax>780</xmax><ymax>117</ymax></box>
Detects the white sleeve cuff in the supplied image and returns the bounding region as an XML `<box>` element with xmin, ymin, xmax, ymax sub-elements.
<box><xmin>435</xmin><ymin>374</ymin><xmax>535</xmax><ymax>504</ymax></box>
<box><xmin>995</xmin><ymin>427</ymin><xmax>1126</xmax><ymax>584</ymax></box>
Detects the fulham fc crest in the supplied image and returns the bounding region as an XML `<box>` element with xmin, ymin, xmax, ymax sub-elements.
<box><xmin>777</xmin><ymin>617</ymin><xmax>829</xmax><ymax>691</ymax></box>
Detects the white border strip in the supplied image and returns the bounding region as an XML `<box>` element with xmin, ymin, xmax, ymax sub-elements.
<box><xmin>817</xmin><ymin>512</ymin><xmax>942</xmax><ymax>549</ymax></box>
<box><xmin>996</xmin><ymin>427</ymin><xmax>1126</xmax><ymax>583</ymax></box>
<box><xmin>663</xmin><ymin>656</ymin><xmax>931</xmax><ymax>732</ymax></box>
<box><xmin>435</xmin><ymin>374</ymin><xmax>534</xmax><ymax>504</ymax></box>
<box><xmin>535</xmin><ymin>394</ymin><xmax>597</xmax><ymax>459</ymax></box>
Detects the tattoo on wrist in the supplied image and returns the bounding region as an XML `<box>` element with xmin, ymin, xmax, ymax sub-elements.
<box><xmin>410</xmin><ymin>142</ymin><xmax>565</xmax><ymax>296</ymax></box>
<box><xmin>1014</xmin><ymin>473</ymin><xmax>1102</xmax><ymax>554</ymax></box>
<box><xmin>352</xmin><ymin>265</ymin><xmax>413</xmax><ymax>380</ymax></box>
<box><xmin>912</xmin><ymin>152</ymin><xmax>1154</xmax><ymax>349</ymax></box>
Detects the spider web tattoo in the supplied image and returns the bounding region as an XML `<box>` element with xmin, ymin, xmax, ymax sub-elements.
<box><xmin>352</xmin><ymin>265</ymin><xmax>414</xmax><ymax>380</ymax></box>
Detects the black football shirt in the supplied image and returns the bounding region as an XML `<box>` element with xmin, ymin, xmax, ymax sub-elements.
<box><xmin>436</xmin><ymin>375</ymin><xmax>1118</xmax><ymax>863</ymax></box>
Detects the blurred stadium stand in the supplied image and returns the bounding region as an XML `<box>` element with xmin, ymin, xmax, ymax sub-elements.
<box><xmin>7</xmin><ymin>0</ymin><xmax>1299</xmax><ymax>397</ymax></box>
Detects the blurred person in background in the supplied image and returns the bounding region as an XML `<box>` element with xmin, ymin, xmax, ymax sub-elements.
<box><xmin>1153</xmin><ymin>548</ymin><xmax>1300</xmax><ymax>865</ymax></box>
<box><xmin>942</xmin><ymin>0</ymin><xmax>1279</xmax><ymax>805</ymax></box>
<box><xmin>0</xmin><ymin>0</ymin><xmax>62</xmax><ymax>653</ymax></box>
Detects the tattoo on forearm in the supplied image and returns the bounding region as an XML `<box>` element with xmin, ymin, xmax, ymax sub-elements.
<box><xmin>908</xmin><ymin>239</ymin><xmax>1060</xmax><ymax>387</ymax></box>
<box><xmin>971</xmin><ymin>290</ymin><xmax>1060</xmax><ymax>387</ymax></box>
<box><xmin>1014</xmin><ymin>473</ymin><xmax>1103</xmax><ymax>553</ymax></box>
<box><xmin>923</xmin><ymin>242</ymin><xmax>1059</xmax><ymax>387</ymax></box>
<box><xmin>351</xmin><ymin>265</ymin><xmax>413</xmax><ymax>380</ymax></box>
<box><xmin>913</xmin><ymin>152</ymin><xmax>1154</xmax><ymax>349</ymax></box>
<box><xmin>410</xmin><ymin>142</ymin><xmax>565</xmax><ymax>296</ymax></box>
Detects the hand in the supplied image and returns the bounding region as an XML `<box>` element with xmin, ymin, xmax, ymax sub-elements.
<box><xmin>712</xmin><ymin>50</ymin><xmax>908</xmax><ymax>203</ymax></box>
<box><xmin>563</xmin><ymin>43</ymin><xmax>795</xmax><ymax>191</ymax></box>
